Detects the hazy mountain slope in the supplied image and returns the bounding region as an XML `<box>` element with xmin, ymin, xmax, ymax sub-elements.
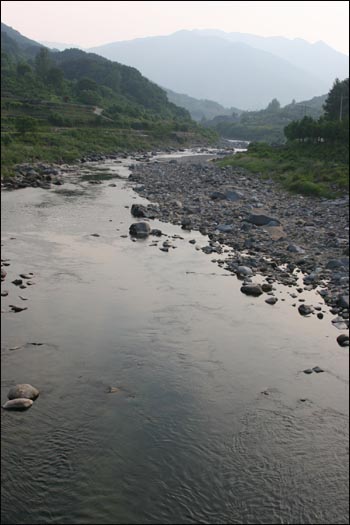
<box><xmin>1</xmin><ymin>22</ymin><xmax>43</xmax><ymax>59</ymax></box>
<box><xmin>194</xmin><ymin>29</ymin><xmax>349</xmax><ymax>88</ymax></box>
<box><xmin>165</xmin><ymin>88</ymin><xmax>242</xmax><ymax>121</ymax></box>
<box><xmin>40</xmin><ymin>41</ymin><xmax>84</xmax><ymax>51</ymax></box>
<box><xmin>89</xmin><ymin>31</ymin><xmax>330</xmax><ymax>109</ymax></box>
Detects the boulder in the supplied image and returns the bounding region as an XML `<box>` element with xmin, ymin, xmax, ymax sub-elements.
<box><xmin>129</xmin><ymin>222</ymin><xmax>151</xmax><ymax>238</ymax></box>
<box><xmin>131</xmin><ymin>204</ymin><xmax>148</xmax><ymax>218</ymax></box>
<box><xmin>298</xmin><ymin>304</ymin><xmax>314</xmax><ymax>316</ymax></box>
<box><xmin>265</xmin><ymin>297</ymin><xmax>278</xmax><ymax>305</ymax></box>
<box><xmin>246</xmin><ymin>214</ymin><xmax>280</xmax><ymax>227</ymax></box>
<box><xmin>240</xmin><ymin>284</ymin><xmax>263</xmax><ymax>296</ymax></box>
<box><xmin>7</xmin><ymin>384</ymin><xmax>39</xmax><ymax>400</ymax></box>
<box><xmin>2</xmin><ymin>398</ymin><xmax>33</xmax><ymax>410</ymax></box>
<box><xmin>337</xmin><ymin>334</ymin><xmax>349</xmax><ymax>347</ymax></box>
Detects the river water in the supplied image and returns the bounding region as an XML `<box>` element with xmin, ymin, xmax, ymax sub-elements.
<box><xmin>1</xmin><ymin>152</ymin><xmax>349</xmax><ymax>524</ymax></box>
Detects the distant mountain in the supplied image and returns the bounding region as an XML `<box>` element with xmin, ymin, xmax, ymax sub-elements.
<box><xmin>40</xmin><ymin>41</ymin><xmax>84</xmax><ymax>51</ymax></box>
<box><xmin>193</xmin><ymin>30</ymin><xmax>349</xmax><ymax>90</ymax></box>
<box><xmin>88</xmin><ymin>30</ymin><xmax>347</xmax><ymax>109</ymax></box>
<box><xmin>165</xmin><ymin>88</ymin><xmax>242</xmax><ymax>121</ymax></box>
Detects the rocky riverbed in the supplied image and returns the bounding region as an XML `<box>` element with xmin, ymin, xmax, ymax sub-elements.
<box><xmin>127</xmin><ymin>153</ymin><xmax>349</xmax><ymax>338</ymax></box>
<box><xmin>1</xmin><ymin>144</ymin><xmax>349</xmax><ymax>343</ymax></box>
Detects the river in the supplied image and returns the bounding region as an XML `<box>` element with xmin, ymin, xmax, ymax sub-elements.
<box><xmin>1</xmin><ymin>151</ymin><xmax>349</xmax><ymax>524</ymax></box>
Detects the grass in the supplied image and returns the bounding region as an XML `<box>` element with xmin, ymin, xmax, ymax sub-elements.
<box><xmin>218</xmin><ymin>142</ymin><xmax>349</xmax><ymax>198</ymax></box>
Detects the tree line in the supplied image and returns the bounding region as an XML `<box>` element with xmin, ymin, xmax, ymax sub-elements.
<box><xmin>284</xmin><ymin>78</ymin><xmax>349</xmax><ymax>143</ymax></box>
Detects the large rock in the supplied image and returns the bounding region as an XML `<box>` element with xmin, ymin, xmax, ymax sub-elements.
<box><xmin>246</xmin><ymin>214</ymin><xmax>280</xmax><ymax>227</ymax></box>
<box><xmin>240</xmin><ymin>284</ymin><xmax>263</xmax><ymax>296</ymax></box>
<box><xmin>131</xmin><ymin>204</ymin><xmax>148</xmax><ymax>218</ymax></box>
<box><xmin>298</xmin><ymin>304</ymin><xmax>314</xmax><ymax>316</ymax></box>
<box><xmin>2</xmin><ymin>398</ymin><xmax>33</xmax><ymax>410</ymax></box>
<box><xmin>337</xmin><ymin>334</ymin><xmax>349</xmax><ymax>347</ymax></box>
<box><xmin>129</xmin><ymin>222</ymin><xmax>151</xmax><ymax>238</ymax></box>
<box><xmin>216</xmin><ymin>224</ymin><xmax>234</xmax><ymax>233</ymax></box>
<box><xmin>7</xmin><ymin>384</ymin><xmax>39</xmax><ymax>400</ymax></box>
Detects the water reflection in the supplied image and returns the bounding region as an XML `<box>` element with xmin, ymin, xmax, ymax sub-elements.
<box><xmin>1</xmin><ymin>155</ymin><xmax>349</xmax><ymax>524</ymax></box>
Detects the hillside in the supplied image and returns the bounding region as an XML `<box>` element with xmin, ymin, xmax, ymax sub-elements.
<box><xmin>204</xmin><ymin>94</ymin><xmax>327</xmax><ymax>143</ymax></box>
<box><xmin>88</xmin><ymin>30</ymin><xmax>343</xmax><ymax>109</ymax></box>
<box><xmin>1</xmin><ymin>24</ymin><xmax>216</xmax><ymax>175</ymax></box>
<box><xmin>165</xmin><ymin>88</ymin><xmax>242</xmax><ymax>121</ymax></box>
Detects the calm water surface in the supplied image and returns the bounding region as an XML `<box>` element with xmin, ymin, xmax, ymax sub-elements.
<box><xmin>1</xmin><ymin>155</ymin><xmax>349</xmax><ymax>524</ymax></box>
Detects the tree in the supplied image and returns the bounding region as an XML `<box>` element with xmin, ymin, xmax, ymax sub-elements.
<box><xmin>16</xmin><ymin>62</ymin><xmax>32</xmax><ymax>76</ymax></box>
<box><xmin>323</xmin><ymin>78</ymin><xmax>349</xmax><ymax>121</ymax></box>
<box><xmin>35</xmin><ymin>47</ymin><xmax>51</xmax><ymax>80</ymax></box>
<box><xmin>266</xmin><ymin>98</ymin><xmax>281</xmax><ymax>112</ymax></box>
<box><xmin>47</xmin><ymin>67</ymin><xmax>64</xmax><ymax>90</ymax></box>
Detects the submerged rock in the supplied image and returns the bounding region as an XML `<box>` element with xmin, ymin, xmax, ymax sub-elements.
<box><xmin>2</xmin><ymin>398</ymin><xmax>33</xmax><ymax>410</ymax></box>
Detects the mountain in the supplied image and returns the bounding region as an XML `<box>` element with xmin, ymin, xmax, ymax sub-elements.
<box><xmin>1</xmin><ymin>24</ymin><xmax>215</xmax><ymax>175</ymax></box>
<box><xmin>165</xmin><ymin>88</ymin><xmax>242</xmax><ymax>121</ymax></box>
<box><xmin>40</xmin><ymin>41</ymin><xmax>84</xmax><ymax>51</ymax></box>
<box><xmin>88</xmin><ymin>30</ymin><xmax>345</xmax><ymax>109</ymax></box>
<box><xmin>193</xmin><ymin>30</ymin><xmax>349</xmax><ymax>90</ymax></box>
<box><xmin>1</xmin><ymin>22</ymin><xmax>43</xmax><ymax>59</ymax></box>
<box><xmin>1</xmin><ymin>22</ymin><xmax>189</xmax><ymax>119</ymax></box>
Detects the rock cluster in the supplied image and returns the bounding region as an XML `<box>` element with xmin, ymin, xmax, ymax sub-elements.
<box><xmin>2</xmin><ymin>384</ymin><xmax>39</xmax><ymax>410</ymax></box>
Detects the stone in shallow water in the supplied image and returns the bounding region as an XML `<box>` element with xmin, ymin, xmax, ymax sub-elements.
<box><xmin>312</xmin><ymin>366</ymin><xmax>324</xmax><ymax>373</ymax></box>
<box><xmin>303</xmin><ymin>369</ymin><xmax>313</xmax><ymax>374</ymax></box>
<box><xmin>337</xmin><ymin>334</ymin><xmax>349</xmax><ymax>347</ymax></box>
<box><xmin>129</xmin><ymin>222</ymin><xmax>151</xmax><ymax>238</ymax></box>
<box><xmin>240</xmin><ymin>284</ymin><xmax>263</xmax><ymax>297</ymax></box>
<box><xmin>7</xmin><ymin>384</ymin><xmax>39</xmax><ymax>400</ymax></box>
<box><xmin>9</xmin><ymin>305</ymin><xmax>27</xmax><ymax>313</ymax></box>
<box><xmin>2</xmin><ymin>398</ymin><xmax>33</xmax><ymax>410</ymax></box>
<box><xmin>298</xmin><ymin>304</ymin><xmax>314</xmax><ymax>316</ymax></box>
<box><xmin>265</xmin><ymin>297</ymin><xmax>278</xmax><ymax>305</ymax></box>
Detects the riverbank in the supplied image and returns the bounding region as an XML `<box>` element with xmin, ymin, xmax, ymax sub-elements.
<box><xmin>128</xmin><ymin>152</ymin><xmax>349</xmax><ymax>338</ymax></box>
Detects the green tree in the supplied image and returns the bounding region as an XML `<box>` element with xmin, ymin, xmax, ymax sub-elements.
<box><xmin>35</xmin><ymin>47</ymin><xmax>51</xmax><ymax>80</ymax></box>
<box><xmin>323</xmin><ymin>78</ymin><xmax>349</xmax><ymax>121</ymax></box>
<box><xmin>47</xmin><ymin>67</ymin><xmax>64</xmax><ymax>90</ymax></box>
<box><xmin>16</xmin><ymin>62</ymin><xmax>32</xmax><ymax>76</ymax></box>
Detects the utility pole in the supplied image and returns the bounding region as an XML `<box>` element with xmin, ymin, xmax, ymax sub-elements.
<box><xmin>339</xmin><ymin>93</ymin><xmax>343</xmax><ymax>121</ymax></box>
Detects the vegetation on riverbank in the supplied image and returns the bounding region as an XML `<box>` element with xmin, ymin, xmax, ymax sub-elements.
<box><xmin>218</xmin><ymin>79</ymin><xmax>349</xmax><ymax>198</ymax></box>
<box><xmin>203</xmin><ymin>94</ymin><xmax>326</xmax><ymax>143</ymax></box>
<box><xmin>219</xmin><ymin>141</ymin><xmax>349</xmax><ymax>198</ymax></box>
<box><xmin>1</xmin><ymin>24</ymin><xmax>217</xmax><ymax>176</ymax></box>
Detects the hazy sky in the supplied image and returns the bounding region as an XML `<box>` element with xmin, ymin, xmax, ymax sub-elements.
<box><xmin>1</xmin><ymin>0</ymin><xmax>349</xmax><ymax>54</ymax></box>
